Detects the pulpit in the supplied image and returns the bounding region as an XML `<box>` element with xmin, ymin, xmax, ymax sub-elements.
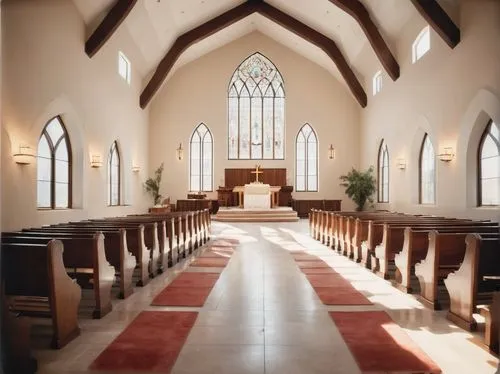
<box><xmin>244</xmin><ymin>183</ymin><xmax>270</xmax><ymax>209</ymax></box>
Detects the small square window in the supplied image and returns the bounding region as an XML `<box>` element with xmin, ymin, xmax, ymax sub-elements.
<box><xmin>372</xmin><ymin>71</ymin><xmax>383</xmax><ymax>96</ymax></box>
<box><xmin>118</xmin><ymin>51</ymin><xmax>131</xmax><ymax>84</ymax></box>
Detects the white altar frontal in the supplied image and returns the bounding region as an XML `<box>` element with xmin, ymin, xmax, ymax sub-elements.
<box><xmin>243</xmin><ymin>183</ymin><xmax>270</xmax><ymax>209</ymax></box>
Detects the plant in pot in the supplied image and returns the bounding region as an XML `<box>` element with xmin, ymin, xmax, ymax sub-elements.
<box><xmin>339</xmin><ymin>166</ymin><xmax>376</xmax><ymax>211</ymax></box>
<box><xmin>144</xmin><ymin>163</ymin><xmax>164</xmax><ymax>206</ymax></box>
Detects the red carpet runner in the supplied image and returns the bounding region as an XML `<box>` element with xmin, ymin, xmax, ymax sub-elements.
<box><xmin>330</xmin><ymin>311</ymin><xmax>441</xmax><ymax>373</ymax></box>
<box><xmin>90</xmin><ymin>311</ymin><xmax>197</xmax><ymax>372</ymax></box>
<box><xmin>292</xmin><ymin>252</ymin><xmax>372</xmax><ymax>305</ymax></box>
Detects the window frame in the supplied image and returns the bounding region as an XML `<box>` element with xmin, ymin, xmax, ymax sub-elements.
<box><xmin>372</xmin><ymin>71</ymin><xmax>383</xmax><ymax>96</ymax></box>
<box><xmin>37</xmin><ymin>116</ymin><xmax>72</xmax><ymax>210</ymax></box>
<box><xmin>477</xmin><ymin>120</ymin><xmax>500</xmax><ymax>206</ymax></box>
<box><xmin>419</xmin><ymin>133</ymin><xmax>436</xmax><ymax>205</ymax></box>
<box><xmin>118</xmin><ymin>51</ymin><xmax>131</xmax><ymax>84</ymax></box>
<box><xmin>295</xmin><ymin>123</ymin><xmax>318</xmax><ymax>192</ymax></box>
<box><xmin>108</xmin><ymin>141</ymin><xmax>121</xmax><ymax>206</ymax></box>
<box><xmin>189</xmin><ymin>123</ymin><xmax>213</xmax><ymax>192</ymax></box>
<box><xmin>227</xmin><ymin>52</ymin><xmax>285</xmax><ymax>160</ymax></box>
<box><xmin>412</xmin><ymin>26</ymin><xmax>431</xmax><ymax>63</ymax></box>
<box><xmin>377</xmin><ymin>140</ymin><xmax>389</xmax><ymax>203</ymax></box>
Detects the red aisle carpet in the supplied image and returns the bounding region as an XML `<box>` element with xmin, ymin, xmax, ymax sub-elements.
<box><xmin>151</xmin><ymin>272</ymin><xmax>221</xmax><ymax>307</ymax></box>
<box><xmin>330</xmin><ymin>311</ymin><xmax>442</xmax><ymax>373</ymax></box>
<box><xmin>293</xmin><ymin>255</ymin><xmax>372</xmax><ymax>305</ymax></box>
<box><xmin>90</xmin><ymin>311</ymin><xmax>197</xmax><ymax>372</ymax></box>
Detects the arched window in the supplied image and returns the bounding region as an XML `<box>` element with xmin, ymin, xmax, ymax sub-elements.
<box><xmin>108</xmin><ymin>141</ymin><xmax>120</xmax><ymax>206</ymax></box>
<box><xmin>37</xmin><ymin>116</ymin><xmax>71</xmax><ymax>209</ymax></box>
<box><xmin>478</xmin><ymin>121</ymin><xmax>500</xmax><ymax>206</ymax></box>
<box><xmin>190</xmin><ymin>123</ymin><xmax>213</xmax><ymax>192</ymax></box>
<box><xmin>228</xmin><ymin>52</ymin><xmax>285</xmax><ymax>159</ymax></box>
<box><xmin>378</xmin><ymin>140</ymin><xmax>389</xmax><ymax>203</ymax></box>
<box><xmin>419</xmin><ymin>133</ymin><xmax>436</xmax><ymax>204</ymax></box>
<box><xmin>373</xmin><ymin>71</ymin><xmax>383</xmax><ymax>96</ymax></box>
<box><xmin>412</xmin><ymin>26</ymin><xmax>431</xmax><ymax>63</ymax></box>
<box><xmin>296</xmin><ymin>124</ymin><xmax>318</xmax><ymax>192</ymax></box>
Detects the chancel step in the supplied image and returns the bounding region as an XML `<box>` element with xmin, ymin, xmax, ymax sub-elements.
<box><xmin>213</xmin><ymin>207</ymin><xmax>299</xmax><ymax>222</ymax></box>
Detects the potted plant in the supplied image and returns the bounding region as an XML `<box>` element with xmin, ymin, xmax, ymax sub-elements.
<box><xmin>144</xmin><ymin>163</ymin><xmax>164</xmax><ymax>206</ymax></box>
<box><xmin>339</xmin><ymin>166</ymin><xmax>376</xmax><ymax>211</ymax></box>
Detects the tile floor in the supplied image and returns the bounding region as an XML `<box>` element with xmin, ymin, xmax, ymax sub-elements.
<box><xmin>33</xmin><ymin>220</ymin><xmax>500</xmax><ymax>374</ymax></box>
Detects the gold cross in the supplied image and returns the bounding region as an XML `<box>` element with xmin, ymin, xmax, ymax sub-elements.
<box><xmin>251</xmin><ymin>165</ymin><xmax>264</xmax><ymax>182</ymax></box>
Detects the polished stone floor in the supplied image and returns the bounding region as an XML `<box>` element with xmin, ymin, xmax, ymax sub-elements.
<box><xmin>34</xmin><ymin>220</ymin><xmax>499</xmax><ymax>374</ymax></box>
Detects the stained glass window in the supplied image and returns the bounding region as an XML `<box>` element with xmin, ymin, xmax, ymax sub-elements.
<box><xmin>419</xmin><ymin>134</ymin><xmax>436</xmax><ymax>204</ymax></box>
<box><xmin>108</xmin><ymin>141</ymin><xmax>120</xmax><ymax>206</ymax></box>
<box><xmin>378</xmin><ymin>140</ymin><xmax>389</xmax><ymax>203</ymax></box>
<box><xmin>190</xmin><ymin>123</ymin><xmax>213</xmax><ymax>192</ymax></box>
<box><xmin>228</xmin><ymin>53</ymin><xmax>285</xmax><ymax>159</ymax></box>
<box><xmin>479</xmin><ymin>121</ymin><xmax>500</xmax><ymax>206</ymax></box>
<box><xmin>296</xmin><ymin>124</ymin><xmax>318</xmax><ymax>192</ymax></box>
<box><xmin>37</xmin><ymin>116</ymin><xmax>71</xmax><ymax>209</ymax></box>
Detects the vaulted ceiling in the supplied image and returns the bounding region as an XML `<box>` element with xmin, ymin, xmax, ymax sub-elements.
<box><xmin>72</xmin><ymin>0</ymin><xmax>459</xmax><ymax>108</ymax></box>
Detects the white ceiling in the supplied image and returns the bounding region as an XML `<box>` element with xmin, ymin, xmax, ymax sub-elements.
<box><xmin>72</xmin><ymin>0</ymin><xmax>426</xmax><ymax>98</ymax></box>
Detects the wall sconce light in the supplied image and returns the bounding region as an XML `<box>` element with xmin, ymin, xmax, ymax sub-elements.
<box><xmin>438</xmin><ymin>147</ymin><xmax>455</xmax><ymax>162</ymax></box>
<box><xmin>13</xmin><ymin>145</ymin><xmax>35</xmax><ymax>165</ymax></box>
<box><xmin>90</xmin><ymin>154</ymin><xmax>102</xmax><ymax>168</ymax></box>
<box><xmin>397</xmin><ymin>158</ymin><xmax>406</xmax><ymax>170</ymax></box>
<box><xmin>328</xmin><ymin>144</ymin><xmax>335</xmax><ymax>160</ymax></box>
<box><xmin>176</xmin><ymin>143</ymin><xmax>184</xmax><ymax>161</ymax></box>
<box><xmin>132</xmin><ymin>165</ymin><xmax>140</xmax><ymax>173</ymax></box>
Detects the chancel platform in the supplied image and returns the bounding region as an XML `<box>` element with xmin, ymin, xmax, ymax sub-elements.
<box><xmin>212</xmin><ymin>206</ymin><xmax>299</xmax><ymax>222</ymax></box>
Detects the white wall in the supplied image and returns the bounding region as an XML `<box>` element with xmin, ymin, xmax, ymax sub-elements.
<box><xmin>1</xmin><ymin>0</ymin><xmax>150</xmax><ymax>231</ymax></box>
<box><xmin>149</xmin><ymin>31</ymin><xmax>360</xmax><ymax>210</ymax></box>
<box><xmin>360</xmin><ymin>1</ymin><xmax>500</xmax><ymax>221</ymax></box>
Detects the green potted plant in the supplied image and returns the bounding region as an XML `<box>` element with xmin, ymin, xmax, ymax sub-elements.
<box><xmin>144</xmin><ymin>163</ymin><xmax>164</xmax><ymax>206</ymax></box>
<box><xmin>339</xmin><ymin>166</ymin><xmax>376</xmax><ymax>211</ymax></box>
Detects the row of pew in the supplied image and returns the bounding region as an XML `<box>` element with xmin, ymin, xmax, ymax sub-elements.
<box><xmin>1</xmin><ymin>209</ymin><xmax>211</xmax><ymax>355</ymax></box>
<box><xmin>309</xmin><ymin>209</ymin><xmax>500</xmax><ymax>354</ymax></box>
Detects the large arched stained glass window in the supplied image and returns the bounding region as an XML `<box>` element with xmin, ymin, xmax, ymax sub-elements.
<box><xmin>378</xmin><ymin>140</ymin><xmax>389</xmax><ymax>203</ymax></box>
<box><xmin>419</xmin><ymin>133</ymin><xmax>436</xmax><ymax>204</ymax></box>
<box><xmin>108</xmin><ymin>141</ymin><xmax>120</xmax><ymax>206</ymax></box>
<box><xmin>479</xmin><ymin>121</ymin><xmax>500</xmax><ymax>206</ymax></box>
<box><xmin>296</xmin><ymin>124</ymin><xmax>318</xmax><ymax>192</ymax></box>
<box><xmin>37</xmin><ymin>116</ymin><xmax>71</xmax><ymax>209</ymax></box>
<box><xmin>190</xmin><ymin>123</ymin><xmax>213</xmax><ymax>192</ymax></box>
<box><xmin>228</xmin><ymin>53</ymin><xmax>285</xmax><ymax>159</ymax></box>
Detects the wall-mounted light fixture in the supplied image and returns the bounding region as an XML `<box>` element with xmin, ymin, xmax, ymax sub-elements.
<box><xmin>90</xmin><ymin>154</ymin><xmax>103</xmax><ymax>168</ymax></box>
<box><xmin>397</xmin><ymin>158</ymin><xmax>406</xmax><ymax>170</ymax></box>
<box><xmin>132</xmin><ymin>165</ymin><xmax>140</xmax><ymax>173</ymax></box>
<box><xmin>13</xmin><ymin>145</ymin><xmax>35</xmax><ymax>165</ymax></box>
<box><xmin>328</xmin><ymin>144</ymin><xmax>335</xmax><ymax>160</ymax></box>
<box><xmin>438</xmin><ymin>147</ymin><xmax>455</xmax><ymax>162</ymax></box>
<box><xmin>176</xmin><ymin>143</ymin><xmax>184</xmax><ymax>161</ymax></box>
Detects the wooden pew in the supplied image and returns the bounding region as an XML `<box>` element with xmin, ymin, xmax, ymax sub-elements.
<box><xmin>2</xmin><ymin>240</ymin><xmax>81</xmax><ymax>348</ymax></box>
<box><xmin>479</xmin><ymin>286</ymin><xmax>500</xmax><ymax>355</ymax></box>
<box><xmin>3</xmin><ymin>232</ymin><xmax>115</xmax><ymax>318</ymax></box>
<box><xmin>374</xmin><ymin>221</ymin><xmax>496</xmax><ymax>280</ymax></box>
<box><xmin>394</xmin><ymin>225</ymin><xmax>499</xmax><ymax>293</ymax></box>
<box><xmin>444</xmin><ymin>234</ymin><xmax>500</xmax><ymax>331</ymax></box>
<box><xmin>2</xmin><ymin>296</ymin><xmax>38</xmax><ymax>373</ymax></box>
<box><xmin>33</xmin><ymin>224</ymin><xmax>150</xmax><ymax>287</ymax></box>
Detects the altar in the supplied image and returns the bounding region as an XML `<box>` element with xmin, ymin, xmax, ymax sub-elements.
<box><xmin>233</xmin><ymin>184</ymin><xmax>281</xmax><ymax>208</ymax></box>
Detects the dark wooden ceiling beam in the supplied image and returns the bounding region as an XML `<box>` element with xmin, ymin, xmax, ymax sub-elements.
<box><xmin>140</xmin><ymin>0</ymin><xmax>366</xmax><ymax>109</ymax></box>
<box><xmin>85</xmin><ymin>0</ymin><xmax>138</xmax><ymax>58</ymax></box>
<box><xmin>410</xmin><ymin>0</ymin><xmax>460</xmax><ymax>48</ymax></box>
<box><xmin>328</xmin><ymin>0</ymin><xmax>399</xmax><ymax>81</ymax></box>
<box><xmin>256</xmin><ymin>2</ymin><xmax>366</xmax><ymax>107</ymax></box>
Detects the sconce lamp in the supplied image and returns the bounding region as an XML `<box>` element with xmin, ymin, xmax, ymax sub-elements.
<box><xmin>90</xmin><ymin>154</ymin><xmax>102</xmax><ymax>168</ymax></box>
<box><xmin>438</xmin><ymin>147</ymin><xmax>455</xmax><ymax>162</ymax></box>
<box><xmin>397</xmin><ymin>158</ymin><xmax>406</xmax><ymax>170</ymax></box>
<box><xmin>13</xmin><ymin>145</ymin><xmax>35</xmax><ymax>165</ymax></box>
<box><xmin>132</xmin><ymin>165</ymin><xmax>140</xmax><ymax>173</ymax></box>
<box><xmin>328</xmin><ymin>144</ymin><xmax>335</xmax><ymax>160</ymax></box>
<box><xmin>176</xmin><ymin>143</ymin><xmax>184</xmax><ymax>161</ymax></box>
